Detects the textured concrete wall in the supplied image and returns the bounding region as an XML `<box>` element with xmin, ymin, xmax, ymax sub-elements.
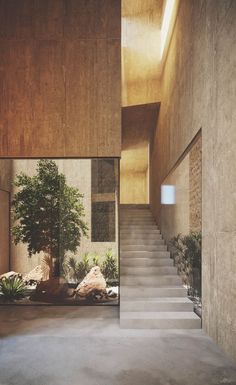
<box><xmin>161</xmin><ymin>154</ymin><xmax>190</xmax><ymax>242</ymax></box>
<box><xmin>0</xmin><ymin>190</ymin><xmax>10</xmax><ymax>274</ymax></box>
<box><xmin>150</xmin><ymin>0</ymin><xmax>236</xmax><ymax>359</ymax></box>
<box><xmin>189</xmin><ymin>135</ymin><xmax>202</xmax><ymax>233</ymax></box>
<box><xmin>0</xmin><ymin>160</ymin><xmax>12</xmax><ymax>192</ymax></box>
<box><xmin>0</xmin><ymin>0</ymin><xmax>121</xmax><ymax>158</ymax></box>
<box><xmin>120</xmin><ymin>171</ymin><xmax>148</xmax><ymax>204</ymax></box>
<box><xmin>10</xmin><ymin>159</ymin><xmax>118</xmax><ymax>274</ymax></box>
<box><xmin>0</xmin><ymin>160</ymin><xmax>12</xmax><ymax>274</ymax></box>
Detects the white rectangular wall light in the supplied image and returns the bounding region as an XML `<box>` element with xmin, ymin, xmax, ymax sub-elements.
<box><xmin>161</xmin><ymin>184</ymin><xmax>176</xmax><ymax>205</ymax></box>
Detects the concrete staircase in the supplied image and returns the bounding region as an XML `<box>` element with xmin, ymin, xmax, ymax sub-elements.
<box><xmin>120</xmin><ymin>204</ymin><xmax>201</xmax><ymax>329</ymax></box>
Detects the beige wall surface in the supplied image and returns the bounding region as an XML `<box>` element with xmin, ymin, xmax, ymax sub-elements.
<box><xmin>161</xmin><ymin>154</ymin><xmax>190</xmax><ymax>243</ymax></box>
<box><xmin>0</xmin><ymin>160</ymin><xmax>12</xmax><ymax>192</ymax></box>
<box><xmin>0</xmin><ymin>0</ymin><xmax>121</xmax><ymax>158</ymax></box>
<box><xmin>120</xmin><ymin>171</ymin><xmax>148</xmax><ymax>204</ymax></box>
<box><xmin>0</xmin><ymin>190</ymin><xmax>10</xmax><ymax>275</ymax></box>
<box><xmin>0</xmin><ymin>160</ymin><xmax>11</xmax><ymax>274</ymax></box>
<box><xmin>150</xmin><ymin>0</ymin><xmax>236</xmax><ymax>359</ymax></box>
<box><xmin>11</xmin><ymin>159</ymin><xmax>118</xmax><ymax>275</ymax></box>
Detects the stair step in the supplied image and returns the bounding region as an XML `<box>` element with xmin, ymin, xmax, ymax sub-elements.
<box><xmin>122</xmin><ymin>251</ymin><xmax>169</xmax><ymax>258</ymax></box>
<box><xmin>121</xmin><ymin>244</ymin><xmax>166</xmax><ymax>252</ymax></box>
<box><xmin>121</xmin><ymin>219</ymin><xmax>156</xmax><ymax>223</ymax></box>
<box><xmin>120</xmin><ymin>233</ymin><xmax>161</xmax><ymax>240</ymax></box>
<box><xmin>121</xmin><ymin>266</ymin><xmax>177</xmax><ymax>275</ymax></box>
<box><xmin>121</xmin><ymin>251</ymin><xmax>170</xmax><ymax>258</ymax></box>
<box><xmin>121</xmin><ymin>275</ymin><xmax>181</xmax><ymax>286</ymax></box>
<box><xmin>120</xmin><ymin>227</ymin><xmax>160</xmax><ymax>234</ymax></box>
<box><xmin>121</xmin><ymin>237</ymin><xmax>163</xmax><ymax>243</ymax></box>
<box><xmin>120</xmin><ymin>312</ymin><xmax>201</xmax><ymax>329</ymax></box>
<box><xmin>121</xmin><ymin>286</ymin><xmax>187</xmax><ymax>298</ymax></box>
<box><xmin>120</xmin><ymin>297</ymin><xmax>194</xmax><ymax>312</ymax></box>
<box><xmin>121</xmin><ymin>240</ymin><xmax>164</xmax><ymax>247</ymax></box>
<box><xmin>120</xmin><ymin>216</ymin><xmax>154</xmax><ymax>220</ymax></box>
<box><xmin>121</xmin><ymin>257</ymin><xmax>174</xmax><ymax>267</ymax></box>
<box><xmin>121</xmin><ymin>225</ymin><xmax>159</xmax><ymax>229</ymax></box>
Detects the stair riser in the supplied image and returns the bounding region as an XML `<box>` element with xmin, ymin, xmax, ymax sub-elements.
<box><xmin>120</xmin><ymin>319</ymin><xmax>201</xmax><ymax>329</ymax></box>
<box><xmin>121</xmin><ymin>226</ymin><xmax>159</xmax><ymax>230</ymax></box>
<box><xmin>121</xmin><ymin>258</ymin><xmax>173</xmax><ymax>267</ymax></box>
<box><xmin>120</xmin><ymin>218</ymin><xmax>154</xmax><ymax>222</ymax></box>
<box><xmin>121</xmin><ymin>251</ymin><xmax>170</xmax><ymax>258</ymax></box>
<box><xmin>121</xmin><ymin>287</ymin><xmax>187</xmax><ymax>297</ymax></box>
<box><xmin>121</xmin><ymin>237</ymin><xmax>163</xmax><ymax>244</ymax></box>
<box><xmin>120</xmin><ymin>302</ymin><xmax>194</xmax><ymax>312</ymax></box>
<box><xmin>120</xmin><ymin>218</ymin><xmax>156</xmax><ymax>225</ymax></box>
<box><xmin>120</xmin><ymin>234</ymin><xmax>161</xmax><ymax>240</ymax></box>
<box><xmin>121</xmin><ymin>276</ymin><xmax>181</xmax><ymax>286</ymax></box>
<box><xmin>120</xmin><ymin>246</ymin><xmax>170</xmax><ymax>258</ymax></box>
<box><xmin>120</xmin><ymin>227</ymin><xmax>160</xmax><ymax>232</ymax></box>
<box><xmin>121</xmin><ymin>266</ymin><xmax>177</xmax><ymax>275</ymax></box>
<box><xmin>121</xmin><ymin>245</ymin><xmax>166</xmax><ymax>251</ymax></box>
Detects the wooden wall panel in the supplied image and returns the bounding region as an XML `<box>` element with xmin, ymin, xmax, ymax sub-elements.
<box><xmin>0</xmin><ymin>0</ymin><xmax>121</xmax><ymax>158</ymax></box>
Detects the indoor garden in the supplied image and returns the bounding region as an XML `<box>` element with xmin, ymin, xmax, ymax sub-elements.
<box><xmin>0</xmin><ymin>158</ymin><xmax>119</xmax><ymax>305</ymax></box>
<box><xmin>168</xmin><ymin>232</ymin><xmax>202</xmax><ymax>316</ymax></box>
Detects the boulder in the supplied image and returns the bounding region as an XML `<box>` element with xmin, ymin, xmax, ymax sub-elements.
<box><xmin>74</xmin><ymin>266</ymin><xmax>106</xmax><ymax>298</ymax></box>
<box><xmin>23</xmin><ymin>265</ymin><xmax>44</xmax><ymax>285</ymax></box>
<box><xmin>0</xmin><ymin>271</ymin><xmax>22</xmax><ymax>281</ymax></box>
<box><xmin>107</xmin><ymin>288</ymin><xmax>118</xmax><ymax>298</ymax></box>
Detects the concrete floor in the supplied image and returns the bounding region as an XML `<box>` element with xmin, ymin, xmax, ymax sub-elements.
<box><xmin>0</xmin><ymin>306</ymin><xmax>236</xmax><ymax>385</ymax></box>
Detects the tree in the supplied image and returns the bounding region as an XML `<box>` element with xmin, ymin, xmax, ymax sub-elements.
<box><xmin>12</xmin><ymin>160</ymin><xmax>88</xmax><ymax>279</ymax></box>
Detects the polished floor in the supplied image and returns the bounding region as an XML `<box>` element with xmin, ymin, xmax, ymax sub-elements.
<box><xmin>0</xmin><ymin>306</ymin><xmax>236</xmax><ymax>385</ymax></box>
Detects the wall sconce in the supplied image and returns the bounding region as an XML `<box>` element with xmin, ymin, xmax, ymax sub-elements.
<box><xmin>161</xmin><ymin>185</ymin><xmax>176</xmax><ymax>205</ymax></box>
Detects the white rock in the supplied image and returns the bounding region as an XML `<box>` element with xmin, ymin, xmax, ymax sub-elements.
<box><xmin>23</xmin><ymin>265</ymin><xmax>45</xmax><ymax>284</ymax></box>
<box><xmin>74</xmin><ymin>266</ymin><xmax>106</xmax><ymax>297</ymax></box>
<box><xmin>0</xmin><ymin>271</ymin><xmax>22</xmax><ymax>280</ymax></box>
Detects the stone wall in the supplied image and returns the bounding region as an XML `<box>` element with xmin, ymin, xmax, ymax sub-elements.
<box><xmin>150</xmin><ymin>0</ymin><xmax>236</xmax><ymax>359</ymax></box>
<box><xmin>189</xmin><ymin>134</ymin><xmax>202</xmax><ymax>233</ymax></box>
<box><xmin>161</xmin><ymin>154</ymin><xmax>190</xmax><ymax>242</ymax></box>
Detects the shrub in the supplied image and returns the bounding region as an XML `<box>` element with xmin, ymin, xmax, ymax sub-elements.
<box><xmin>168</xmin><ymin>232</ymin><xmax>201</xmax><ymax>297</ymax></box>
<box><xmin>91</xmin><ymin>253</ymin><xmax>100</xmax><ymax>267</ymax></box>
<box><xmin>101</xmin><ymin>249</ymin><xmax>118</xmax><ymax>281</ymax></box>
<box><xmin>0</xmin><ymin>276</ymin><xmax>26</xmax><ymax>301</ymax></box>
<box><xmin>66</xmin><ymin>253</ymin><xmax>91</xmax><ymax>282</ymax></box>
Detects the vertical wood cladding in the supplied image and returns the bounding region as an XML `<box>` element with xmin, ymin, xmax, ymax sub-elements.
<box><xmin>0</xmin><ymin>0</ymin><xmax>121</xmax><ymax>157</ymax></box>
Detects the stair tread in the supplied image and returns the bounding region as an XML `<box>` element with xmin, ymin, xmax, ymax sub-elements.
<box><xmin>120</xmin><ymin>312</ymin><xmax>200</xmax><ymax>320</ymax></box>
<box><xmin>121</xmin><ymin>285</ymin><xmax>185</xmax><ymax>289</ymax></box>
<box><xmin>121</xmin><ymin>297</ymin><xmax>192</xmax><ymax>303</ymax></box>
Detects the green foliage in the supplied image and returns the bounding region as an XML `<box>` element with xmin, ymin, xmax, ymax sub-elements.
<box><xmin>92</xmin><ymin>253</ymin><xmax>100</xmax><ymax>267</ymax></box>
<box><xmin>11</xmin><ymin>160</ymin><xmax>88</xmax><ymax>276</ymax></box>
<box><xmin>168</xmin><ymin>232</ymin><xmax>202</xmax><ymax>297</ymax></box>
<box><xmin>66</xmin><ymin>253</ymin><xmax>91</xmax><ymax>281</ymax></box>
<box><xmin>0</xmin><ymin>276</ymin><xmax>26</xmax><ymax>301</ymax></box>
<box><xmin>65</xmin><ymin>250</ymin><xmax>118</xmax><ymax>283</ymax></box>
<box><xmin>101</xmin><ymin>249</ymin><xmax>118</xmax><ymax>281</ymax></box>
